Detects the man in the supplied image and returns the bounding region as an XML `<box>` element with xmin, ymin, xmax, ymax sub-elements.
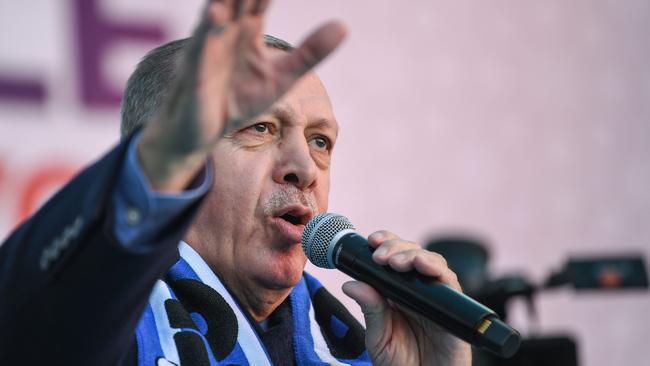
<box><xmin>0</xmin><ymin>1</ymin><xmax>471</xmax><ymax>365</ymax></box>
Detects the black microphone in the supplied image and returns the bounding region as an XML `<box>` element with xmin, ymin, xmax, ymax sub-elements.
<box><xmin>301</xmin><ymin>213</ymin><xmax>521</xmax><ymax>358</ymax></box>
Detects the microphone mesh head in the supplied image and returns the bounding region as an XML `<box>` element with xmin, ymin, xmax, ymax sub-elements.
<box><xmin>301</xmin><ymin>213</ymin><xmax>355</xmax><ymax>269</ymax></box>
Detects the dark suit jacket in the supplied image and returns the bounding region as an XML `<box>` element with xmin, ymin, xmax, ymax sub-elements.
<box><xmin>0</xmin><ymin>136</ymin><xmax>205</xmax><ymax>365</ymax></box>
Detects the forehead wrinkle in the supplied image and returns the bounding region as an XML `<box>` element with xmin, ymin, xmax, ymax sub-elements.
<box><xmin>309</xmin><ymin>118</ymin><xmax>339</xmax><ymax>138</ymax></box>
<box><xmin>266</xmin><ymin>104</ymin><xmax>336</xmax><ymax>131</ymax></box>
<box><xmin>265</xmin><ymin>91</ymin><xmax>338</xmax><ymax>139</ymax></box>
<box><xmin>266</xmin><ymin>104</ymin><xmax>297</xmax><ymax>124</ymax></box>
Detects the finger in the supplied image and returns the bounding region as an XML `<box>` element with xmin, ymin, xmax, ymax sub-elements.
<box><xmin>184</xmin><ymin>1</ymin><xmax>231</xmax><ymax>73</ymax></box>
<box><xmin>241</xmin><ymin>0</ymin><xmax>257</xmax><ymax>16</ymax></box>
<box><xmin>275</xmin><ymin>20</ymin><xmax>347</xmax><ymax>82</ymax></box>
<box><xmin>208</xmin><ymin>0</ymin><xmax>233</xmax><ymax>35</ymax></box>
<box><xmin>387</xmin><ymin>249</ymin><xmax>446</xmax><ymax>273</ymax></box>
<box><xmin>386</xmin><ymin>249</ymin><xmax>463</xmax><ymax>292</ymax></box>
<box><xmin>232</xmin><ymin>0</ymin><xmax>256</xmax><ymax>20</ymax></box>
<box><xmin>341</xmin><ymin>281</ymin><xmax>392</xmax><ymax>350</ymax></box>
<box><xmin>231</xmin><ymin>0</ymin><xmax>242</xmax><ymax>20</ymax></box>
<box><xmin>251</xmin><ymin>0</ymin><xmax>271</xmax><ymax>15</ymax></box>
<box><xmin>372</xmin><ymin>239</ymin><xmax>419</xmax><ymax>264</ymax></box>
<box><xmin>367</xmin><ymin>230</ymin><xmax>400</xmax><ymax>247</ymax></box>
<box><xmin>412</xmin><ymin>255</ymin><xmax>463</xmax><ymax>291</ymax></box>
<box><xmin>208</xmin><ymin>0</ymin><xmax>233</xmax><ymax>31</ymax></box>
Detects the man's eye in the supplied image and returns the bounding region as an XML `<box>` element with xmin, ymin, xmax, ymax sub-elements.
<box><xmin>310</xmin><ymin>136</ymin><xmax>330</xmax><ymax>151</ymax></box>
<box><xmin>251</xmin><ymin>123</ymin><xmax>271</xmax><ymax>133</ymax></box>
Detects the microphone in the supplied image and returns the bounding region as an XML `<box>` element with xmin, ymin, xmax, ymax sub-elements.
<box><xmin>301</xmin><ymin>213</ymin><xmax>521</xmax><ymax>358</ymax></box>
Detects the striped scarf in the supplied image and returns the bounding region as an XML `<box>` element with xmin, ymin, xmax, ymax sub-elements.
<box><xmin>135</xmin><ymin>242</ymin><xmax>372</xmax><ymax>365</ymax></box>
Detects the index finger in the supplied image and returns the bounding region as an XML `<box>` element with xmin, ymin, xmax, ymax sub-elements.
<box><xmin>181</xmin><ymin>0</ymin><xmax>237</xmax><ymax>78</ymax></box>
<box><xmin>367</xmin><ymin>230</ymin><xmax>400</xmax><ymax>247</ymax></box>
<box><xmin>274</xmin><ymin>20</ymin><xmax>347</xmax><ymax>81</ymax></box>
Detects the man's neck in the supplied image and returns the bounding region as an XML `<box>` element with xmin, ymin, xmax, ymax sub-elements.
<box><xmin>220</xmin><ymin>270</ymin><xmax>292</xmax><ymax>323</ymax></box>
<box><xmin>184</xmin><ymin>234</ymin><xmax>291</xmax><ymax>323</ymax></box>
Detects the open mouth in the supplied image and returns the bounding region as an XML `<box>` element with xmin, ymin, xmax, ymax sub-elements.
<box><xmin>275</xmin><ymin>205</ymin><xmax>313</xmax><ymax>227</ymax></box>
<box><xmin>272</xmin><ymin>206</ymin><xmax>313</xmax><ymax>243</ymax></box>
<box><xmin>280</xmin><ymin>213</ymin><xmax>303</xmax><ymax>225</ymax></box>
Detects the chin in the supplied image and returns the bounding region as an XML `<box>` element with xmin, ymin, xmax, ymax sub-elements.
<box><xmin>257</xmin><ymin>250</ymin><xmax>307</xmax><ymax>290</ymax></box>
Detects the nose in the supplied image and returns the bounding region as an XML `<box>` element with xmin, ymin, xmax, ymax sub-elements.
<box><xmin>272</xmin><ymin>133</ymin><xmax>318</xmax><ymax>190</ymax></box>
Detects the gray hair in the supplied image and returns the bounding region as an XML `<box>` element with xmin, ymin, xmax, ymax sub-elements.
<box><xmin>120</xmin><ymin>35</ymin><xmax>294</xmax><ymax>139</ymax></box>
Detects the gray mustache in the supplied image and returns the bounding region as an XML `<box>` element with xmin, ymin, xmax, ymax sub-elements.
<box><xmin>264</xmin><ymin>187</ymin><xmax>317</xmax><ymax>217</ymax></box>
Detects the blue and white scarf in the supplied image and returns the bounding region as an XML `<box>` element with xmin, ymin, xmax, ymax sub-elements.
<box><xmin>135</xmin><ymin>242</ymin><xmax>372</xmax><ymax>365</ymax></box>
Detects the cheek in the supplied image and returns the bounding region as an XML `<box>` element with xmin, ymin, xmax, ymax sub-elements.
<box><xmin>210</xmin><ymin>152</ymin><xmax>274</xmax><ymax>211</ymax></box>
<box><xmin>315</xmin><ymin>173</ymin><xmax>331</xmax><ymax>212</ymax></box>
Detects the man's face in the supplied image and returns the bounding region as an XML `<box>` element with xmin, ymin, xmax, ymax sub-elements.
<box><xmin>188</xmin><ymin>71</ymin><xmax>338</xmax><ymax>292</ymax></box>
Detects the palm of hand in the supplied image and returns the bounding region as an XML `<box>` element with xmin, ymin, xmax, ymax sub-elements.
<box><xmin>186</xmin><ymin>1</ymin><xmax>345</xmax><ymax>145</ymax></box>
<box><xmin>370</xmin><ymin>302</ymin><xmax>467</xmax><ymax>366</ymax></box>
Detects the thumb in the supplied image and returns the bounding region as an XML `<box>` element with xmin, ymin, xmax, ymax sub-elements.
<box><xmin>275</xmin><ymin>20</ymin><xmax>347</xmax><ymax>81</ymax></box>
<box><xmin>342</xmin><ymin>281</ymin><xmax>393</xmax><ymax>350</ymax></box>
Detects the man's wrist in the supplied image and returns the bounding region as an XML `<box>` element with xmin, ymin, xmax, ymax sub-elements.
<box><xmin>136</xmin><ymin>134</ymin><xmax>209</xmax><ymax>192</ymax></box>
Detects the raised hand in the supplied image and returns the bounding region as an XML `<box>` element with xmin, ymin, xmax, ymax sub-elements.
<box><xmin>138</xmin><ymin>0</ymin><xmax>347</xmax><ymax>191</ymax></box>
<box><xmin>342</xmin><ymin>231</ymin><xmax>472</xmax><ymax>366</ymax></box>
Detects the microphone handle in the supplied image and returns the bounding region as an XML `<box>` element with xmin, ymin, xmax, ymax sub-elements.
<box><xmin>333</xmin><ymin>232</ymin><xmax>521</xmax><ymax>358</ymax></box>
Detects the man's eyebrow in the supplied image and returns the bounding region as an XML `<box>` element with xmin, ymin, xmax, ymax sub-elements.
<box><xmin>265</xmin><ymin>105</ymin><xmax>338</xmax><ymax>137</ymax></box>
<box><xmin>266</xmin><ymin>105</ymin><xmax>296</xmax><ymax>122</ymax></box>
<box><xmin>308</xmin><ymin>119</ymin><xmax>339</xmax><ymax>137</ymax></box>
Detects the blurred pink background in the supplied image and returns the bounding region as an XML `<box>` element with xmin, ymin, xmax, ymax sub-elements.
<box><xmin>1</xmin><ymin>1</ymin><xmax>649</xmax><ymax>364</ymax></box>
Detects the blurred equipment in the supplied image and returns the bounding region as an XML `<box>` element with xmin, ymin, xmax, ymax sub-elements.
<box><xmin>485</xmin><ymin>336</ymin><xmax>578</xmax><ymax>366</ymax></box>
<box><xmin>545</xmin><ymin>256</ymin><xmax>649</xmax><ymax>290</ymax></box>
<box><xmin>426</xmin><ymin>235</ymin><xmax>649</xmax><ymax>366</ymax></box>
